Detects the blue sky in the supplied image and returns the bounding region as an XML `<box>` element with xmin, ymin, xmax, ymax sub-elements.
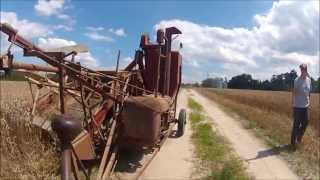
<box><xmin>1</xmin><ymin>0</ymin><xmax>319</xmax><ymax>82</ymax></box>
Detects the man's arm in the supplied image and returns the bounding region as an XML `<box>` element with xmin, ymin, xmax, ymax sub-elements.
<box><xmin>309</xmin><ymin>78</ymin><xmax>311</xmax><ymax>101</ymax></box>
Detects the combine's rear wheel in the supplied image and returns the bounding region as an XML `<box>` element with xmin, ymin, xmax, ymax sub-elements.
<box><xmin>177</xmin><ymin>109</ymin><xmax>186</xmax><ymax>137</ymax></box>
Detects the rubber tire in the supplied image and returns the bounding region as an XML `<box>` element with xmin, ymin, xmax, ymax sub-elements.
<box><xmin>177</xmin><ymin>109</ymin><xmax>187</xmax><ymax>137</ymax></box>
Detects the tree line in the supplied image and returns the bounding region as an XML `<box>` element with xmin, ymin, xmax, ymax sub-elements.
<box><xmin>183</xmin><ymin>70</ymin><xmax>320</xmax><ymax>93</ymax></box>
<box><xmin>227</xmin><ymin>70</ymin><xmax>319</xmax><ymax>92</ymax></box>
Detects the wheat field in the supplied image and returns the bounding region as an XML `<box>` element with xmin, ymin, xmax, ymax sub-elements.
<box><xmin>0</xmin><ymin>81</ymin><xmax>59</xmax><ymax>179</ymax></box>
<box><xmin>197</xmin><ymin>88</ymin><xmax>319</xmax><ymax>130</ymax></box>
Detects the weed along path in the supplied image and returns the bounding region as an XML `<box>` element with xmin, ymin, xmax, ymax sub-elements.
<box><xmin>189</xmin><ymin>89</ymin><xmax>299</xmax><ymax>180</ymax></box>
<box><xmin>139</xmin><ymin>89</ymin><xmax>194</xmax><ymax>179</ymax></box>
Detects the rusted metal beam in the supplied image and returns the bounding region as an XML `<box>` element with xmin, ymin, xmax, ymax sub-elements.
<box><xmin>12</xmin><ymin>61</ymin><xmax>58</xmax><ymax>72</ymax></box>
<box><xmin>155</xmin><ymin>47</ymin><xmax>161</xmax><ymax>97</ymax></box>
<box><xmin>96</xmin><ymin>119</ymin><xmax>117</xmax><ymax>180</ymax></box>
<box><xmin>25</xmin><ymin>76</ymin><xmax>79</xmax><ymax>97</ymax></box>
<box><xmin>101</xmin><ymin>146</ymin><xmax>118</xmax><ymax>180</ymax></box>
<box><xmin>59</xmin><ymin>58</ymin><xmax>66</xmax><ymax>114</ymax></box>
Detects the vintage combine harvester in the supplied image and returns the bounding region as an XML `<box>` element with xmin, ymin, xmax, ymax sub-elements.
<box><xmin>0</xmin><ymin>23</ymin><xmax>186</xmax><ymax>179</ymax></box>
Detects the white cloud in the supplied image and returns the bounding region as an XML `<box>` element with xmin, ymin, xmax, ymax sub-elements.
<box><xmin>0</xmin><ymin>11</ymin><xmax>52</xmax><ymax>53</ymax></box>
<box><xmin>98</xmin><ymin>66</ymin><xmax>116</xmax><ymax>71</ymax></box>
<box><xmin>37</xmin><ymin>37</ymin><xmax>99</xmax><ymax>68</ymax></box>
<box><xmin>34</xmin><ymin>0</ymin><xmax>75</xmax><ymax>29</ymax></box>
<box><xmin>84</xmin><ymin>26</ymin><xmax>115</xmax><ymax>42</ymax></box>
<box><xmin>75</xmin><ymin>52</ymin><xmax>99</xmax><ymax>68</ymax></box>
<box><xmin>155</xmin><ymin>20</ymin><xmax>258</xmax><ymax>67</ymax></box>
<box><xmin>35</xmin><ymin>0</ymin><xmax>65</xmax><ymax>16</ymax></box>
<box><xmin>84</xmin><ymin>27</ymin><xmax>126</xmax><ymax>42</ymax></box>
<box><xmin>56</xmin><ymin>14</ymin><xmax>70</xmax><ymax>20</ymax></box>
<box><xmin>109</xmin><ymin>28</ymin><xmax>126</xmax><ymax>37</ymax></box>
<box><xmin>122</xmin><ymin>57</ymin><xmax>132</xmax><ymax>63</ymax></box>
<box><xmin>117</xmin><ymin>56</ymin><xmax>132</xmax><ymax>68</ymax></box>
<box><xmin>154</xmin><ymin>1</ymin><xmax>319</xmax><ymax>81</ymax></box>
<box><xmin>1</xmin><ymin>34</ymin><xmax>11</xmax><ymax>54</ymax></box>
<box><xmin>253</xmin><ymin>1</ymin><xmax>318</xmax><ymax>55</ymax></box>
<box><xmin>86</xmin><ymin>26</ymin><xmax>104</xmax><ymax>32</ymax></box>
<box><xmin>0</xmin><ymin>11</ymin><xmax>96</xmax><ymax>68</ymax></box>
<box><xmin>53</xmin><ymin>24</ymin><xmax>73</xmax><ymax>31</ymax></box>
<box><xmin>37</xmin><ymin>37</ymin><xmax>76</xmax><ymax>49</ymax></box>
<box><xmin>0</xmin><ymin>11</ymin><xmax>51</xmax><ymax>39</ymax></box>
<box><xmin>84</xmin><ymin>32</ymin><xmax>113</xmax><ymax>42</ymax></box>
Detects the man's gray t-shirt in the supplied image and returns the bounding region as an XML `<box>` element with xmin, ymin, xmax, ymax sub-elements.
<box><xmin>293</xmin><ymin>76</ymin><xmax>311</xmax><ymax>108</ymax></box>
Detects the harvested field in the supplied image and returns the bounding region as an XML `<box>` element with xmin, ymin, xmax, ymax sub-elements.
<box><xmin>195</xmin><ymin>88</ymin><xmax>319</xmax><ymax>179</ymax></box>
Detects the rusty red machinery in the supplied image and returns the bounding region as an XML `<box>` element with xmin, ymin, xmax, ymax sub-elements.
<box><xmin>0</xmin><ymin>23</ymin><xmax>186</xmax><ymax>179</ymax></box>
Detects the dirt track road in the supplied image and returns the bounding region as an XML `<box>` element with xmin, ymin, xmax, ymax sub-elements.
<box><xmin>140</xmin><ymin>89</ymin><xmax>194</xmax><ymax>179</ymax></box>
<box><xmin>189</xmin><ymin>89</ymin><xmax>298</xmax><ymax>180</ymax></box>
<box><xmin>124</xmin><ymin>89</ymin><xmax>298</xmax><ymax>179</ymax></box>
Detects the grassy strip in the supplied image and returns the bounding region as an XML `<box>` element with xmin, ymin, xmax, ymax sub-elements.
<box><xmin>188</xmin><ymin>98</ymin><xmax>250</xmax><ymax>180</ymax></box>
<box><xmin>195</xmin><ymin>88</ymin><xmax>319</xmax><ymax>179</ymax></box>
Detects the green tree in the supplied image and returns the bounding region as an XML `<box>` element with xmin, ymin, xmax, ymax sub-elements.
<box><xmin>227</xmin><ymin>74</ymin><xmax>253</xmax><ymax>89</ymax></box>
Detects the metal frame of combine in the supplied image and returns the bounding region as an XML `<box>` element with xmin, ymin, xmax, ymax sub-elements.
<box><xmin>0</xmin><ymin>23</ymin><xmax>186</xmax><ymax>180</ymax></box>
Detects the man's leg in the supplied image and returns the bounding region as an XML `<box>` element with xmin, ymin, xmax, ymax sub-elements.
<box><xmin>291</xmin><ymin>108</ymin><xmax>300</xmax><ymax>146</ymax></box>
<box><xmin>297</xmin><ymin>108</ymin><xmax>309</xmax><ymax>143</ymax></box>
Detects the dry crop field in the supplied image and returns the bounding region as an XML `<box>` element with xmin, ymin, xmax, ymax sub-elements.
<box><xmin>195</xmin><ymin>88</ymin><xmax>319</xmax><ymax>179</ymax></box>
<box><xmin>0</xmin><ymin>81</ymin><xmax>58</xmax><ymax>179</ymax></box>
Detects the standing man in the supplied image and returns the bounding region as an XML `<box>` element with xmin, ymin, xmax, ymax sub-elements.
<box><xmin>291</xmin><ymin>64</ymin><xmax>311</xmax><ymax>148</ymax></box>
